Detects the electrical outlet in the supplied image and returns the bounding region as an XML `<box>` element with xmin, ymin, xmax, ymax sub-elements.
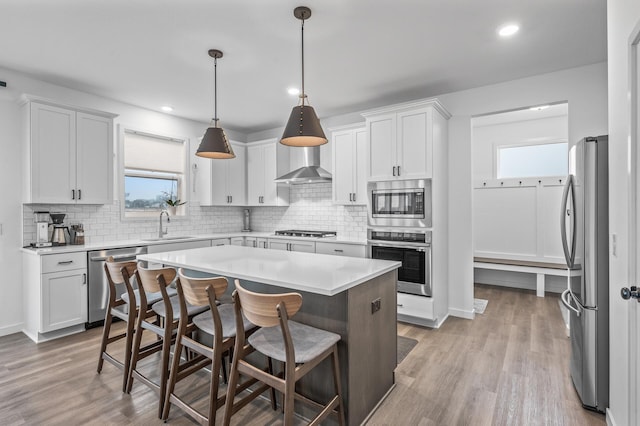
<box><xmin>371</xmin><ymin>298</ymin><xmax>381</xmax><ymax>314</ymax></box>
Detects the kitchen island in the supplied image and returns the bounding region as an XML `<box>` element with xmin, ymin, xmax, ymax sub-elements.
<box><xmin>138</xmin><ymin>245</ymin><xmax>400</xmax><ymax>425</ymax></box>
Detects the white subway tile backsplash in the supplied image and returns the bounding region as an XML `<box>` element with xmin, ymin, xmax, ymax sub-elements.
<box><xmin>22</xmin><ymin>182</ymin><xmax>367</xmax><ymax>246</ymax></box>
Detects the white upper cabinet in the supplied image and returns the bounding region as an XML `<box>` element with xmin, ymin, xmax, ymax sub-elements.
<box><xmin>363</xmin><ymin>99</ymin><xmax>450</xmax><ymax>181</ymax></box>
<box><xmin>246</xmin><ymin>139</ymin><xmax>290</xmax><ymax>206</ymax></box>
<box><xmin>211</xmin><ymin>142</ymin><xmax>246</xmax><ymax>206</ymax></box>
<box><xmin>23</xmin><ymin>98</ymin><xmax>116</xmax><ymax>204</ymax></box>
<box><xmin>331</xmin><ymin>125</ymin><xmax>367</xmax><ymax>205</ymax></box>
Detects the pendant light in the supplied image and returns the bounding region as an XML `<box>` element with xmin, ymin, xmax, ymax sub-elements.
<box><xmin>196</xmin><ymin>49</ymin><xmax>235</xmax><ymax>159</ymax></box>
<box><xmin>280</xmin><ymin>6</ymin><xmax>327</xmax><ymax>147</ymax></box>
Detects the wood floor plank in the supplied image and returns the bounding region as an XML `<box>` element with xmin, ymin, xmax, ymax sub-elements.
<box><xmin>0</xmin><ymin>284</ymin><xmax>606</xmax><ymax>425</ymax></box>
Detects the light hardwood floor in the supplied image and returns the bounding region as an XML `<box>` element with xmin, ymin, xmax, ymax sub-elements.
<box><xmin>0</xmin><ymin>284</ymin><xmax>605</xmax><ymax>425</ymax></box>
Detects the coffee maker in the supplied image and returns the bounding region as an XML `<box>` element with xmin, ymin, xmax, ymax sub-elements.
<box><xmin>32</xmin><ymin>211</ymin><xmax>52</xmax><ymax>248</ymax></box>
<box><xmin>50</xmin><ymin>213</ymin><xmax>70</xmax><ymax>246</ymax></box>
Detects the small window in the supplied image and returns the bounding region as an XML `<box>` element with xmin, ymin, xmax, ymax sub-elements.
<box><xmin>122</xmin><ymin>130</ymin><xmax>187</xmax><ymax>218</ymax></box>
<box><xmin>497</xmin><ymin>141</ymin><xmax>568</xmax><ymax>179</ymax></box>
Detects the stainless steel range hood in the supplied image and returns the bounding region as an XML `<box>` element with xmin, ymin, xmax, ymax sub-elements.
<box><xmin>274</xmin><ymin>146</ymin><xmax>332</xmax><ymax>184</ymax></box>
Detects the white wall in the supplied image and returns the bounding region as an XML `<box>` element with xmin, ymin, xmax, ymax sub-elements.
<box><xmin>439</xmin><ymin>62</ymin><xmax>608</xmax><ymax>318</ymax></box>
<box><xmin>607</xmin><ymin>1</ymin><xmax>640</xmax><ymax>425</ymax></box>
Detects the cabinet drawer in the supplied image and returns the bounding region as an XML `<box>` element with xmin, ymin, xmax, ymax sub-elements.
<box><xmin>315</xmin><ymin>242</ymin><xmax>366</xmax><ymax>258</ymax></box>
<box><xmin>396</xmin><ymin>292</ymin><xmax>434</xmax><ymax>320</ymax></box>
<box><xmin>42</xmin><ymin>252</ymin><xmax>87</xmax><ymax>273</ymax></box>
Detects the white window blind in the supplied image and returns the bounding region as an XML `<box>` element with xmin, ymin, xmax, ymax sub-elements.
<box><xmin>124</xmin><ymin>131</ymin><xmax>184</xmax><ymax>173</ymax></box>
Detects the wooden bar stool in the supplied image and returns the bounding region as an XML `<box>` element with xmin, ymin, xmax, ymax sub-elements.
<box><xmin>223</xmin><ymin>280</ymin><xmax>345</xmax><ymax>426</ymax></box>
<box><xmin>96</xmin><ymin>257</ymin><xmax>139</xmax><ymax>392</ymax></box>
<box><xmin>126</xmin><ymin>264</ymin><xmax>207</xmax><ymax>418</ymax></box>
<box><xmin>162</xmin><ymin>269</ymin><xmax>267</xmax><ymax>424</ymax></box>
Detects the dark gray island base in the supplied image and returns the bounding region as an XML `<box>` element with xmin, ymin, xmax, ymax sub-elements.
<box><xmin>237</xmin><ymin>270</ymin><xmax>397</xmax><ymax>425</ymax></box>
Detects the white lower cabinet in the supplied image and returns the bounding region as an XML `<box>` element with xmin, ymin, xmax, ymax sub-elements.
<box><xmin>267</xmin><ymin>238</ymin><xmax>316</xmax><ymax>253</ymax></box>
<box><xmin>245</xmin><ymin>237</ymin><xmax>268</xmax><ymax>248</ymax></box>
<box><xmin>230</xmin><ymin>237</ymin><xmax>245</xmax><ymax>246</ymax></box>
<box><xmin>23</xmin><ymin>251</ymin><xmax>88</xmax><ymax>342</ymax></box>
<box><xmin>315</xmin><ymin>242</ymin><xmax>366</xmax><ymax>258</ymax></box>
<box><xmin>396</xmin><ymin>292</ymin><xmax>434</xmax><ymax>321</ymax></box>
<box><xmin>211</xmin><ymin>238</ymin><xmax>231</xmax><ymax>247</ymax></box>
<box><xmin>42</xmin><ymin>269</ymin><xmax>87</xmax><ymax>333</ymax></box>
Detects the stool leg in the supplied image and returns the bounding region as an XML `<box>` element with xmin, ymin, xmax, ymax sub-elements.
<box><xmin>157</xmin><ymin>323</ymin><xmax>173</xmax><ymax>418</ymax></box>
<box><xmin>162</xmin><ymin>333</ymin><xmax>183</xmax><ymax>421</ymax></box>
<box><xmin>126</xmin><ymin>317</ymin><xmax>145</xmax><ymax>394</ymax></box>
<box><xmin>97</xmin><ymin>310</ymin><xmax>112</xmax><ymax>373</ymax></box>
<box><xmin>122</xmin><ymin>308</ymin><xmax>137</xmax><ymax>393</ymax></box>
<box><xmin>222</xmin><ymin>352</ymin><xmax>241</xmax><ymax>426</ymax></box>
<box><xmin>331</xmin><ymin>346</ymin><xmax>346</xmax><ymax>426</ymax></box>
<box><xmin>267</xmin><ymin>357</ymin><xmax>277</xmax><ymax>411</ymax></box>
<box><xmin>283</xmin><ymin>361</ymin><xmax>296</xmax><ymax>426</ymax></box>
<box><xmin>208</xmin><ymin>346</ymin><xmax>222</xmax><ymax>425</ymax></box>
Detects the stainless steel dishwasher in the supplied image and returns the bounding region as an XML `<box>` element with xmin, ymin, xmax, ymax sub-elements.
<box><xmin>87</xmin><ymin>246</ymin><xmax>147</xmax><ymax>327</ymax></box>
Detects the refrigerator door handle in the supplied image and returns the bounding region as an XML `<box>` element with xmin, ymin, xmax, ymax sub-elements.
<box><xmin>560</xmin><ymin>175</ymin><xmax>577</xmax><ymax>268</ymax></box>
<box><xmin>561</xmin><ymin>289</ymin><xmax>581</xmax><ymax>316</ymax></box>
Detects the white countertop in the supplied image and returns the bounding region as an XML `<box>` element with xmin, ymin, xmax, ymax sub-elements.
<box><xmin>138</xmin><ymin>245</ymin><xmax>399</xmax><ymax>296</ymax></box>
<box><xmin>22</xmin><ymin>232</ymin><xmax>368</xmax><ymax>256</ymax></box>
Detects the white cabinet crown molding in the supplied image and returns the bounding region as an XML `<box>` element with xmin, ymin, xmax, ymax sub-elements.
<box><xmin>20</xmin><ymin>94</ymin><xmax>118</xmax><ymax>118</ymax></box>
<box><xmin>360</xmin><ymin>97</ymin><xmax>451</xmax><ymax>119</ymax></box>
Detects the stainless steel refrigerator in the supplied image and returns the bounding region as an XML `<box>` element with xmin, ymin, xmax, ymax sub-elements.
<box><xmin>560</xmin><ymin>135</ymin><xmax>609</xmax><ymax>413</ymax></box>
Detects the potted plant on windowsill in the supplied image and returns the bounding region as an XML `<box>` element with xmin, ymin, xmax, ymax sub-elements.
<box><xmin>163</xmin><ymin>192</ymin><xmax>186</xmax><ymax>216</ymax></box>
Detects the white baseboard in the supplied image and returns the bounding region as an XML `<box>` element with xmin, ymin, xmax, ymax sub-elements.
<box><xmin>398</xmin><ymin>313</ymin><xmax>449</xmax><ymax>328</ymax></box>
<box><xmin>448</xmin><ymin>307</ymin><xmax>475</xmax><ymax>320</ymax></box>
<box><xmin>606</xmin><ymin>408</ymin><xmax>617</xmax><ymax>426</ymax></box>
<box><xmin>0</xmin><ymin>323</ymin><xmax>24</xmax><ymax>338</ymax></box>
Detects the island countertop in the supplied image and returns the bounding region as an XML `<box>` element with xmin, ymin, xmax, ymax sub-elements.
<box><xmin>137</xmin><ymin>245</ymin><xmax>400</xmax><ymax>296</ymax></box>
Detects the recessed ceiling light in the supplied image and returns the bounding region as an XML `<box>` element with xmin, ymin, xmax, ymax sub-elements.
<box><xmin>161</xmin><ymin>105</ymin><xmax>174</xmax><ymax>112</ymax></box>
<box><xmin>498</xmin><ymin>24</ymin><xmax>519</xmax><ymax>38</ymax></box>
<box><xmin>530</xmin><ymin>105</ymin><xmax>550</xmax><ymax>111</ymax></box>
<box><xmin>287</xmin><ymin>87</ymin><xmax>300</xmax><ymax>96</ymax></box>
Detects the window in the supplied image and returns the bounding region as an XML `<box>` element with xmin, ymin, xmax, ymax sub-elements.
<box><xmin>497</xmin><ymin>141</ymin><xmax>568</xmax><ymax>179</ymax></box>
<box><xmin>122</xmin><ymin>130</ymin><xmax>187</xmax><ymax>218</ymax></box>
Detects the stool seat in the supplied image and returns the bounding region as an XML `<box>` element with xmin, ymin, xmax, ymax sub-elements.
<box><xmin>249</xmin><ymin>321</ymin><xmax>341</xmax><ymax>364</ymax></box>
<box><xmin>193</xmin><ymin>303</ymin><xmax>253</xmax><ymax>339</ymax></box>
<box><xmin>122</xmin><ymin>287</ymin><xmax>177</xmax><ymax>306</ymax></box>
<box><xmin>152</xmin><ymin>295</ymin><xmax>208</xmax><ymax>320</ymax></box>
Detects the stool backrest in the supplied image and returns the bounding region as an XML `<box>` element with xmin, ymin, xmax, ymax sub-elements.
<box><xmin>177</xmin><ymin>269</ymin><xmax>228</xmax><ymax>307</ymax></box>
<box><xmin>234</xmin><ymin>280</ymin><xmax>302</xmax><ymax>327</ymax></box>
<box><xmin>105</xmin><ymin>256</ymin><xmax>136</xmax><ymax>285</ymax></box>
<box><xmin>136</xmin><ymin>263</ymin><xmax>176</xmax><ymax>293</ymax></box>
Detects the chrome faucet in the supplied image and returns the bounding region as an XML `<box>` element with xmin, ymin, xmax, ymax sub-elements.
<box><xmin>159</xmin><ymin>210</ymin><xmax>170</xmax><ymax>238</ymax></box>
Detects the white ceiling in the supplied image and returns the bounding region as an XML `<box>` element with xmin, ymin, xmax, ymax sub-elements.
<box><xmin>0</xmin><ymin>0</ymin><xmax>606</xmax><ymax>134</ymax></box>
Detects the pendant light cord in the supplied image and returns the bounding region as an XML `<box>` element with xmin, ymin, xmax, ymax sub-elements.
<box><xmin>213</xmin><ymin>56</ymin><xmax>218</xmax><ymax>126</ymax></box>
<box><xmin>301</xmin><ymin>16</ymin><xmax>305</xmax><ymax>106</ymax></box>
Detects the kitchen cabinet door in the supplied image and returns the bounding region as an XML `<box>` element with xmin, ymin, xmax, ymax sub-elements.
<box><xmin>368</xmin><ymin>113</ymin><xmax>396</xmax><ymax>181</ymax></box>
<box><xmin>397</xmin><ymin>108</ymin><xmax>432</xmax><ymax>179</ymax></box>
<box><xmin>332</xmin><ymin>126</ymin><xmax>367</xmax><ymax>205</ymax></box>
<box><xmin>227</xmin><ymin>144</ymin><xmax>246</xmax><ymax>205</ymax></box>
<box><xmin>246</xmin><ymin>140</ymin><xmax>289</xmax><ymax>206</ymax></box>
<box><xmin>267</xmin><ymin>238</ymin><xmax>315</xmax><ymax>252</ymax></box>
<box><xmin>41</xmin><ymin>269</ymin><xmax>87</xmax><ymax>332</ymax></box>
<box><xmin>76</xmin><ymin>112</ymin><xmax>112</xmax><ymax>204</ymax></box>
<box><xmin>28</xmin><ymin>103</ymin><xmax>76</xmax><ymax>204</ymax></box>
<box><xmin>211</xmin><ymin>142</ymin><xmax>246</xmax><ymax>206</ymax></box>
<box><xmin>24</xmin><ymin>99</ymin><xmax>115</xmax><ymax>204</ymax></box>
<box><xmin>315</xmin><ymin>242</ymin><xmax>366</xmax><ymax>258</ymax></box>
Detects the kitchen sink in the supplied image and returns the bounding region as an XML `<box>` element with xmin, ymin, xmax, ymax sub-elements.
<box><xmin>141</xmin><ymin>236</ymin><xmax>196</xmax><ymax>242</ymax></box>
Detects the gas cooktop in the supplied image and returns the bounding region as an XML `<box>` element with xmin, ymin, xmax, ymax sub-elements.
<box><xmin>274</xmin><ymin>230</ymin><xmax>337</xmax><ymax>238</ymax></box>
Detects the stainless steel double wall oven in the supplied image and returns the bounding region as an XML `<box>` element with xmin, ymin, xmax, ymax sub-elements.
<box><xmin>367</xmin><ymin>179</ymin><xmax>432</xmax><ymax>297</ymax></box>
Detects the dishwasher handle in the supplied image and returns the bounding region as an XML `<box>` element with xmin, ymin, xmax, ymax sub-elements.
<box><xmin>90</xmin><ymin>254</ymin><xmax>141</xmax><ymax>262</ymax></box>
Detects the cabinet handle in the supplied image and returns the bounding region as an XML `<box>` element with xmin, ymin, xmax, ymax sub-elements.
<box><xmin>71</xmin><ymin>189</ymin><xmax>75</xmax><ymax>200</ymax></box>
<box><xmin>392</xmin><ymin>166</ymin><xmax>396</xmax><ymax>176</ymax></box>
<box><xmin>229</xmin><ymin>195</ymin><xmax>232</xmax><ymax>203</ymax></box>
<box><xmin>352</xmin><ymin>193</ymin><xmax>356</xmax><ymax>202</ymax></box>
<box><xmin>334</xmin><ymin>249</ymin><xmax>344</xmax><ymax>253</ymax></box>
<box><xmin>83</xmin><ymin>273</ymin><xmax>87</xmax><ymax>284</ymax></box>
<box><xmin>58</xmin><ymin>260</ymin><xmax>74</xmax><ymax>265</ymax></box>
<box><xmin>397</xmin><ymin>166</ymin><xmax>401</xmax><ymax>176</ymax></box>
<box><xmin>397</xmin><ymin>303</ymin><xmax>403</xmax><ymax>307</ymax></box>
<box><xmin>78</xmin><ymin>189</ymin><xmax>82</xmax><ymax>200</ymax></box>
<box><xmin>349</xmin><ymin>193</ymin><xmax>353</xmax><ymax>201</ymax></box>
<box><xmin>253</xmin><ymin>240</ymin><xmax>257</xmax><ymax>247</ymax></box>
